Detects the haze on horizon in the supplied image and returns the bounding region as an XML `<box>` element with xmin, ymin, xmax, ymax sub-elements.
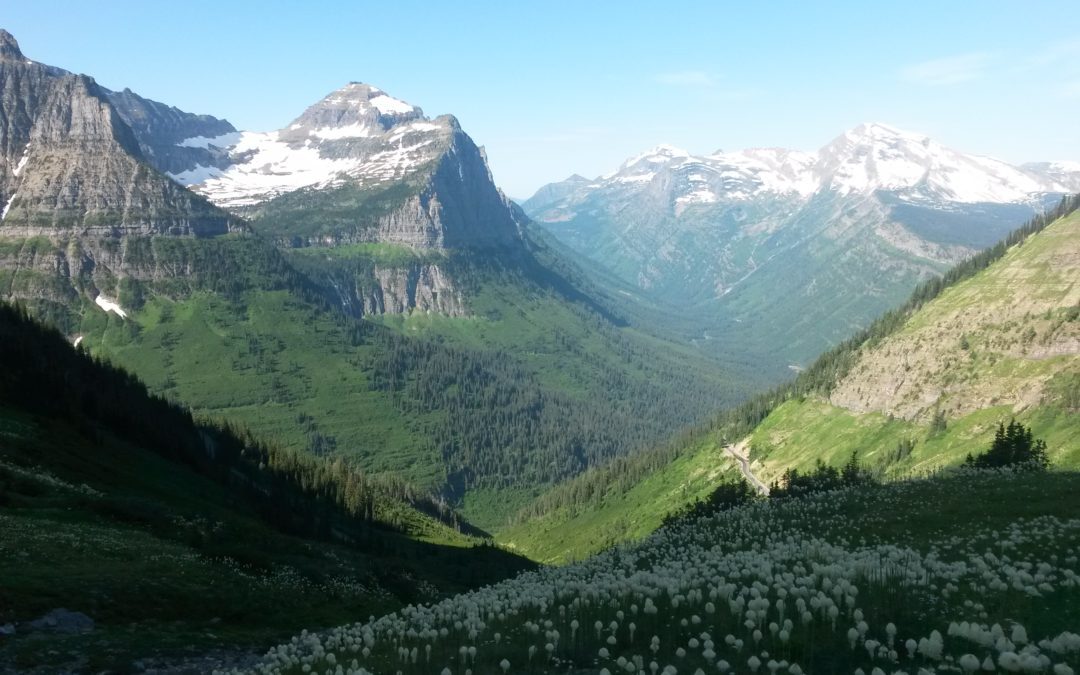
<box><xmin>5</xmin><ymin>0</ymin><xmax>1080</xmax><ymax>197</ymax></box>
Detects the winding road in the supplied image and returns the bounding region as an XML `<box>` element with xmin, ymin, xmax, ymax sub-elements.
<box><xmin>724</xmin><ymin>440</ymin><xmax>770</xmax><ymax>496</ymax></box>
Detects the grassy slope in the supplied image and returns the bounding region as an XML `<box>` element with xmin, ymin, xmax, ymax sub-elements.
<box><xmin>749</xmin><ymin>209</ymin><xmax>1080</xmax><ymax>482</ymax></box>
<box><xmin>89</xmin><ymin>290</ymin><xmax>445</xmax><ymax>484</ymax></box>
<box><xmin>248</xmin><ymin>469</ymin><xmax>1080</xmax><ymax>675</ymax></box>
<box><xmin>0</xmin><ymin>402</ymin><xmax>529</xmax><ymax>672</ymax></box>
<box><xmin>495</xmin><ymin>436</ymin><xmax>735</xmax><ymax>564</ymax></box>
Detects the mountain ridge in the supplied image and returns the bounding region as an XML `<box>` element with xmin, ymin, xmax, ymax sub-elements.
<box><xmin>500</xmin><ymin>195</ymin><xmax>1080</xmax><ymax>562</ymax></box>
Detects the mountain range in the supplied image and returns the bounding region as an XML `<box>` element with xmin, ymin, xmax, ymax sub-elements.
<box><xmin>0</xmin><ymin>29</ymin><xmax>743</xmax><ymax>531</ymax></box>
<box><xmin>525</xmin><ymin>122</ymin><xmax>1080</xmax><ymax>373</ymax></box>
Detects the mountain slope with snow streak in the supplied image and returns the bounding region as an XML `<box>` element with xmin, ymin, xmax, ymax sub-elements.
<box><xmin>173</xmin><ymin>83</ymin><xmax>459</xmax><ymax>210</ymax></box>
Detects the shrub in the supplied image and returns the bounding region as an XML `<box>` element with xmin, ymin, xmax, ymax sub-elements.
<box><xmin>964</xmin><ymin>420</ymin><xmax>1049</xmax><ymax>470</ymax></box>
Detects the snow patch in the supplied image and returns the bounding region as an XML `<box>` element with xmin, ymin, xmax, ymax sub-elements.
<box><xmin>95</xmin><ymin>295</ymin><xmax>127</xmax><ymax>319</ymax></box>
<box><xmin>168</xmin><ymin>164</ymin><xmax>225</xmax><ymax>185</ymax></box>
<box><xmin>369</xmin><ymin>94</ymin><xmax>415</xmax><ymax>115</ymax></box>
<box><xmin>1</xmin><ymin>193</ymin><xmax>15</xmax><ymax>220</ymax></box>
<box><xmin>310</xmin><ymin>124</ymin><xmax>375</xmax><ymax>140</ymax></box>
<box><xmin>176</xmin><ymin>132</ymin><xmax>242</xmax><ymax>149</ymax></box>
<box><xmin>12</xmin><ymin>143</ymin><xmax>30</xmax><ymax>177</ymax></box>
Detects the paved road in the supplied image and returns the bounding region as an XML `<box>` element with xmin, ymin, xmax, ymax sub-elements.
<box><xmin>724</xmin><ymin>440</ymin><xmax>770</xmax><ymax>496</ymax></box>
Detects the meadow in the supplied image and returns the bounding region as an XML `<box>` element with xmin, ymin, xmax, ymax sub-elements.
<box><xmin>227</xmin><ymin>467</ymin><xmax>1080</xmax><ymax>674</ymax></box>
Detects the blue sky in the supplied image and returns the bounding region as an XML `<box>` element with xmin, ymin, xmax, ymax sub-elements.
<box><xmin>5</xmin><ymin>1</ymin><xmax>1080</xmax><ymax>197</ymax></box>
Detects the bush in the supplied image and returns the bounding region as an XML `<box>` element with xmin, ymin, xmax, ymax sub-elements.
<box><xmin>964</xmin><ymin>420</ymin><xmax>1049</xmax><ymax>470</ymax></box>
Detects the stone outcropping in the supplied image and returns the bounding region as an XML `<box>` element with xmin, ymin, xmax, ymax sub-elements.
<box><xmin>0</xmin><ymin>29</ymin><xmax>237</xmax><ymax>237</ymax></box>
<box><xmin>106</xmin><ymin>87</ymin><xmax>237</xmax><ymax>177</ymax></box>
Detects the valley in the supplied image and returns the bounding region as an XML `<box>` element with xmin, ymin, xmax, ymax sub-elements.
<box><xmin>1</xmin><ymin>10</ymin><xmax>1079</xmax><ymax>674</ymax></box>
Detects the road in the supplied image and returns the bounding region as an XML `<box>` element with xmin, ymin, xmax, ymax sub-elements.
<box><xmin>724</xmin><ymin>439</ymin><xmax>770</xmax><ymax>496</ymax></box>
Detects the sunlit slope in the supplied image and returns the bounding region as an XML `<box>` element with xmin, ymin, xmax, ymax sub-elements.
<box><xmin>500</xmin><ymin>199</ymin><xmax>1079</xmax><ymax>564</ymax></box>
<box><xmin>748</xmin><ymin>207</ymin><xmax>1079</xmax><ymax>483</ymax></box>
<box><xmin>495</xmin><ymin>434</ymin><xmax>735</xmax><ymax>564</ymax></box>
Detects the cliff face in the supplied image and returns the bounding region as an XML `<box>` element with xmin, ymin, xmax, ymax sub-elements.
<box><xmin>0</xmin><ymin>29</ymin><xmax>244</xmax><ymax>317</ymax></box>
<box><xmin>323</xmin><ymin>262</ymin><xmax>466</xmax><ymax>317</ymax></box>
<box><xmin>0</xmin><ymin>73</ymin><xmax>235</xmax><ymax>236</ymax></box>
<box><xmin>105</xmin><ymin>87</ymin><xmax>237</xmax><ymax>177</ymax></box>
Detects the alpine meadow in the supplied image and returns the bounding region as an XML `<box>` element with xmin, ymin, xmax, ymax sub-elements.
<box><xmin>1</xmin><ymin>5</ymin><xmax>1078</xmax><ymax>674</ymax></box>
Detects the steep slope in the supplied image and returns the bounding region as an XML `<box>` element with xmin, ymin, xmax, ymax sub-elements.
<box><xmin>503</xmin><ymin>196</ymin><xmax>1080</xmax><ymax>562</ymax></box>
<box><xmin>0</xmin><ymin>303</ymin><xmax>532</xmax><ymax>671</ymax></box>
<box><xmin>525</xmin><ymin>123</ymin><xmax>1079</xmax><ymax>372</ymax></box>
<box><xmin>746</xmin><ymin>199</ymin><xmax>1080</xmax><ymax>483</ymax></box>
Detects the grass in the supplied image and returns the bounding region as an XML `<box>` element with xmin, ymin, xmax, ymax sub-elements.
<box><xmin>240</xmin><ymin>469</ymin><xmax>1080</xmax><ymax>674</ymax></box>
<box><xmin>496</xmin><ymin>437</ymin><xmax>736</xmax><ymax>564</ymax></box>
<box><xmin>0</xmin><ymin>405</ymin><xmax>531</xmax><ymax>672</ymax></box>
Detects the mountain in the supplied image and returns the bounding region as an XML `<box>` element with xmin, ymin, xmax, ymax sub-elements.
<box><xmin>105</xmin><ymin>86</ymin><xmax>237</xmax><ymax>178</ymax></box>
<box><xmin>524</xmin><ymin>123</ymin><xmax>1080</xmax><ymax>374</ymax></box>
<box><xmin>0</xmin><ymin>30</ymin><xmax>747</xmax><ymax>531</ymax></box>
<box><xmin>0</xmin><ymin>302</ymin><xmax>533</xmax><ymax>671</ymax></box>
<box><xmin>0</xmin><ymin>28</ymin><xmax>246</xmax><ymax>331</ymax></box>
<box><xmin>500</xmin><ymin>196</ymin><xmax>1080</xmax><ymax>562</ymax></box>
<box><xmin>173</xmin><ymin>82</ymin><xmax>523</xmax><ymax>249</ymax></box>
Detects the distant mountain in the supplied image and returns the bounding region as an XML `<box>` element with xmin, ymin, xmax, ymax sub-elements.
<box><xmin>500</xmin><ymin>196</ymin><xmax>1080</xmax><ymax>562</ymax></box>
<box><xmin>173</xmin><ymin>82</ymin><xmax>524</xmax><ymax>251</ymax></box>
<box><xmin>525</xmin><ymin>123</ymin><xmax>1080</xmax><ymax>370</ymax></box>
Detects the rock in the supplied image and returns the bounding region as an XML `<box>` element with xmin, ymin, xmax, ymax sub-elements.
<box><xmin>0</xmin><ymin>622</ymin><xmax>14</xmax><ymax>636</ymax></box>
<box><xmin>28</xmin><ymin>608</ymin><xmax>94</xmax><ymax>634</ymax></box>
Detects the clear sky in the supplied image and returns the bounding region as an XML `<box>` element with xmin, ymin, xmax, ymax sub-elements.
<box><xmin>5</xmin><ymin>1</ymin><xmax>1080</xmax><ymax>197</ymax></box>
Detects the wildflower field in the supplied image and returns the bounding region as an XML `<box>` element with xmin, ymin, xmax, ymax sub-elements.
<box><xmin>232</xmin><ymin>468</ymin><xmax>1080</xmax><ymax>675</ymax></box>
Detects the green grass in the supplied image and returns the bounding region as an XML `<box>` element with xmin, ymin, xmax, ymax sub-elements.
<box><xmin>248</xmin><ymin>469</ymin><xmax>1080</xmax><ymax>675</ymax></box>
<box><xmin>0</xmin><ymin>405</ymin><xmax>531</xmax><ymax>671</ymax></box>
<box><xmin>496</xmin><ymin>437</ymin><xmax>736</xmax><ymax>564</ymax></box>
<box><xmin>749</xmin><ymin>397</ymin><xmax>1080</xmax><ymax>484</ymax></box>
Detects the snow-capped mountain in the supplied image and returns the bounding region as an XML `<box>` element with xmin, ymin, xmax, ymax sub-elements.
<box><xmin>171</xmin><ymin>83</ymin><xmax>460</xmax><ymax>208</ymax></box>
<box><xmin>815</xmin><ymin>123</ymin><xmax>1067</xmax><ymax>203</ymax></box>
<box><xmin>165</xmin><ymin>82</ymin><xmax>524</xmax><ymax>253</ymax></box>
<box><xmin>530</xmin><ymin>123</ymin><xmax>1076</xmax><ymax>222</ymax></box>
<box><xmin>524</xmin><ymin>123</ymin><xmax>1079</xmax><ymax>368</ymax></box>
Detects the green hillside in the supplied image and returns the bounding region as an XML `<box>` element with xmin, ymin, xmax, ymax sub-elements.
<box><xmin>747</xmin><ymin>202</ymin><xmax>1080</xmax><ymax>483</ymax></box>
<box><xmin>0</xmin><ymin>303</ymin><xmax>532</xmax><ymax>672</ymax></box>
<box><xmin>40</xmin><ymin>231</ymin><xmax>743</xmax><ymax>531</ymax></box>
<box><xmin>502</xmin><ymin>196</ymin><xmax>1080</xmax><ymax>563</ymax></box>
<box><xmin>238</xmin><ymin>468</ymin><xmax>1080</xmax><ymax>675</ymax></box>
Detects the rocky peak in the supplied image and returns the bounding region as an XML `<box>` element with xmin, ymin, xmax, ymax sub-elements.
<box><xmin>286</xmin><ymin>82</ymin><xmax>424</xmax><ymax>137</ymax></box>
<box><xmin>0</xmin><ymin>30</ymin><xmax>23</xmax><ymax>61</ymax></box>
<box><xmin>816</xmin><ymin>122</ymin><xmax>1053</xmax><ymax>202</ymax></box>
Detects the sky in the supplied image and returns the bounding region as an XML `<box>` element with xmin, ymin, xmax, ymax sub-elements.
<box><xmin>5</xmin><ymin>1</ymin><xmax>1080</xmax><ymax>197</ymax></box>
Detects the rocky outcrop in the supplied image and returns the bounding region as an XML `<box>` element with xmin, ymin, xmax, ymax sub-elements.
<box><xmin>0</xmin><ymin>31</ymin><xmax>238</xmax><ymax>238</ymax></box>
<box><xmin>364</xmin><ymin>264</ymin><xmax>465</xmax><ymax>315</ymax></box>
<box><xmin>106</xmin><ymin>87</ymin><xmax>236</xmax><ymax>177</ymax></box>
